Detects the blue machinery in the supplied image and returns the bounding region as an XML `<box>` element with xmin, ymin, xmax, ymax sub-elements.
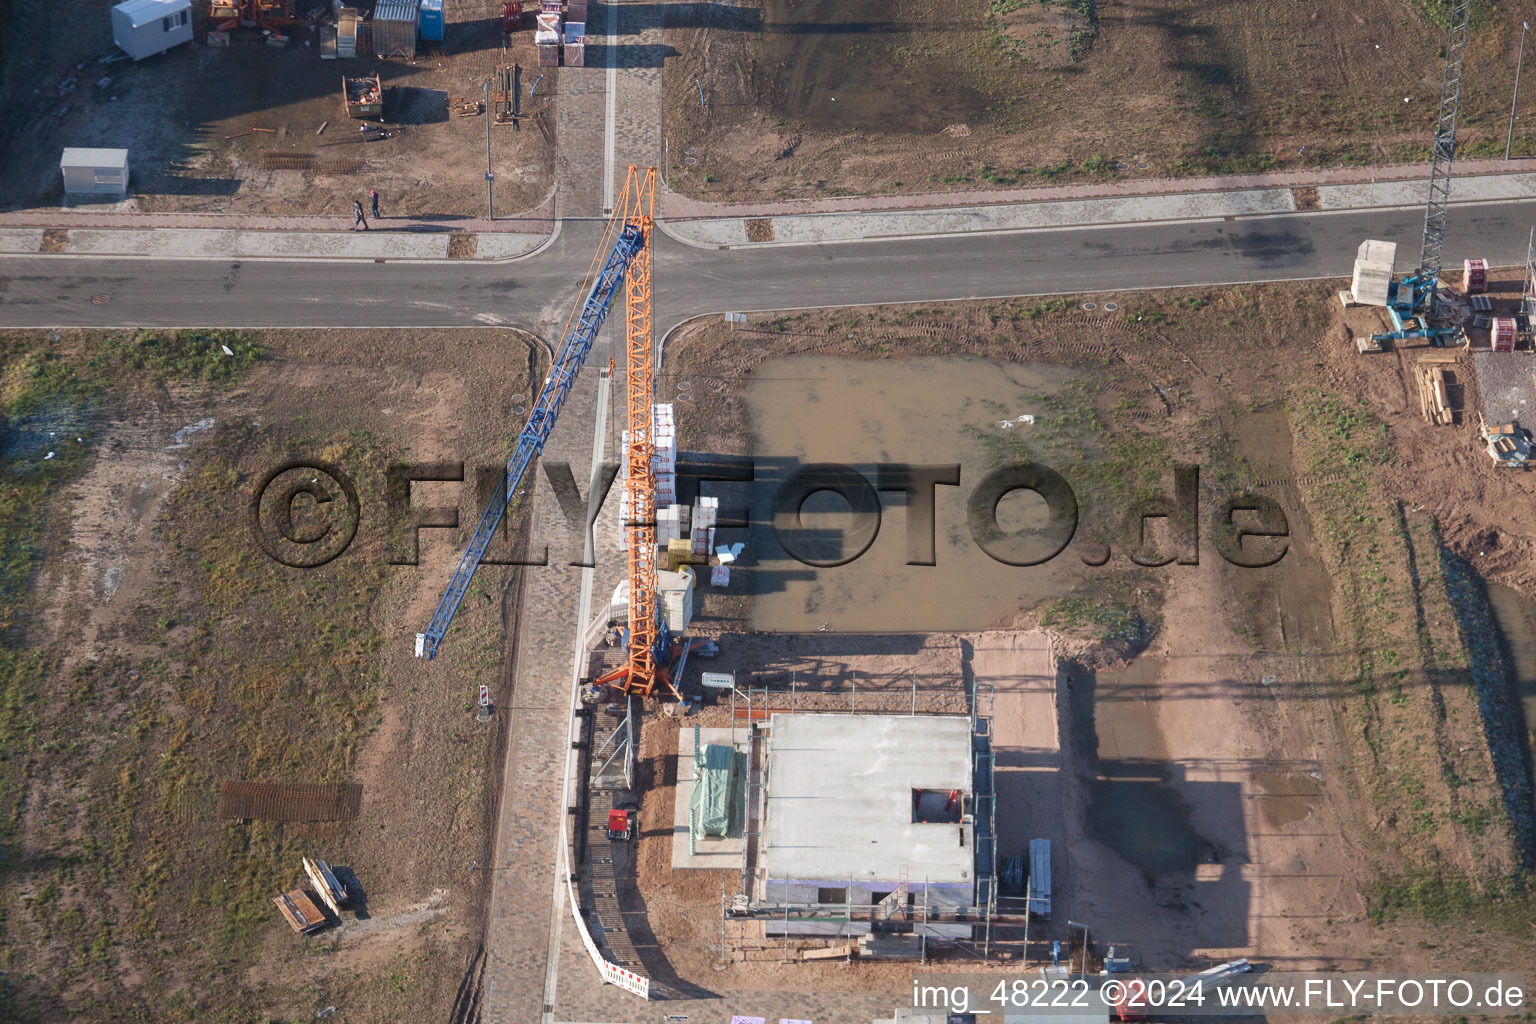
<box><xmin>414</xmin><ymin>224</ymin><xmax>646</xmax><ymax>660</ymax></box>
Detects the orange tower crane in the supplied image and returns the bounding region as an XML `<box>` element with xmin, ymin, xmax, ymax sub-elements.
<box><xmin>594</xmin><ymin>166</ymin><xmax>684</xmax><ymax>701</ymax></box>
<box><xmin>620</xmin><ymin>165</ymin><xmax>658</xmax><ymax>697</ymax></box>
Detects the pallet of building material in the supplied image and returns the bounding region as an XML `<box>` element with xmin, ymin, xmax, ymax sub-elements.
<box><xmin>302</xmin><ymin>856</ymin><xmax>348</xmax><ymax>916</ymax></box>
<box><xmin>800</xmin><ymin>944</ymin><xmax>851</xmax><ymax>960</ymax></box>
<box><xmin>337</xmin><ymin>7</ymin><xmax>359</xmax><ymax>56</ymax></box>
<box><xmin>219</xmin><ymin>780</ymin><xmax>363</xmax><ymax>821</ymax></box>
<box><xmin>1414</xmin><ymin>365</ymin><xmax>1454</xmax><ymax>426</ymax></box>
<box><xmin>448</xmin><ymin>95</ymin><xmax>483</xmax><ymax>116</ymax></box>
<box><xmin>272</xmin><ymin>889</ymin><xmax>327</xmax><ymax>933</ymax></box>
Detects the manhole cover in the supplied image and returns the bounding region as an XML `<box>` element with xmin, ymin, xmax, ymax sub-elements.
<box><xmin>685</xmin><ymin>146</ymin><xmax>697</xmax><ymax>155</ymax></box>
<box><xmin>523</xmin><ymin>174</ymin><xmax>538</xmax><ymax>183</ymax></box>
<box><xmin>684</xmin><ymin>156</ymin><xmax>697</xmax><ymax>166</ymax></box>
<box><xmin>1104</xmin><ymin>302</ymin><xmax>1119</xmax><ymax>312</ymax></box>
<box><xmin>1114</xmin><ymin>161</ymin><xmax>1129</xmax><ymax>171</ymax></box>
<box><xmin>1082</xmin><ymin>302</ymin><xmax>1097</xmax><ymax>311</ymax></box>
<box><xmin>674</xmin><ymin>392</ymin><xmax>692</xmax><ymax>402</ymax></box>
<box><xmin>91</xmin><ymin>293</ymin><xmax>110</xmax><ymax>304</ymax></box>
<box><xmin>1136</xmin><ymin>161</ymin><xmax>1149</xmax><ymax>170</ymax></box>
<box><xmin>677</xmin><ymin>380</ymin><xmax>691</xmax><ymax>391</ymax></box>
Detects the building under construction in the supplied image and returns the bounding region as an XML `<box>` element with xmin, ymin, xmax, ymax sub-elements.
<box><xmin>718</xmin><ymin>693</ymin><xmax>1001</xmax><ymax>960</ymax></box>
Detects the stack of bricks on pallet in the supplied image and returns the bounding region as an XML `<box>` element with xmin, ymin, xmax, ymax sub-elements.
<box><xmin>1464</xmin><ymin>257</ymin><xmax>1488</xmax><ymax>294</ymax></box>
<box><xmin>654</xmin><ymin>403</ymin><xmax>676</xmax><ymax>505</ymax></box>
<box><xmin>691</xmin><ymin>496</ymin><xmax>716</xmax><ymax>557</ymax></box>
<box><xmin>656</xmin><ymin>504</ymin><xmax>684</xmax><ymax>544</ymax></box>
<box><xmin>618</xmin><ymin>404</ymin><xmax>680</xmax><ymax>550</ymax></box>
<box><xmin>536</xmin><ymin>1</ymin><xmax>561</xmax><ymax>65</ymax></box>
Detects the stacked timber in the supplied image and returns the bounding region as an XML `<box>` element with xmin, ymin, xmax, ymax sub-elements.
<box><xmin>1414</xmin><ymin>357</ymin><xmax>1457</xmax><ymax>426</ymax></box>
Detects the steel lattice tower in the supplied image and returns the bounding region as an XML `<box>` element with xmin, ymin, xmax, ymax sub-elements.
<box><xmin>1419</xmin><ymin>0</ymin><xmax>1471</xmax><ymax>289</ymax></box>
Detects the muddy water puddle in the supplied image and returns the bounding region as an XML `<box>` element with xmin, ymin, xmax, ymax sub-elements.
<box><xmin>744</xmin><ymin>356</ymin><xmax>1079</xmax><ymax>631</ymax></box>
<box><xmin>1253</xmin><ymin>770</ymin><xmax>1323</xmax><ymax>828</ymax></box>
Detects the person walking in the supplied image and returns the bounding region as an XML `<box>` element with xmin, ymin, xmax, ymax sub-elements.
<box><xmin>352</xmin><ymin>199</ymin><xmax>368</xmax><ymax>231</ymax></box>
<box><xmin>370</xmin><ymin>189</ymin><xmax>381</xmax><ymax>220</ymax></box>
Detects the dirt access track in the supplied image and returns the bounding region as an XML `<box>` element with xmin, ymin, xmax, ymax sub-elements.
<box><xmin>664</xmin><ymin>0</ymin><xmax>1536</xmax><ymax>201</ymax></box>
<box><xmin>0</xmin><ymin>0</ymin><xmax>553</xmax><ymax>217</ymax></box>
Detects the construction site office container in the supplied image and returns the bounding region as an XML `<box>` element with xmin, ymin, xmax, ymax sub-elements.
<box><xmin>373</xmin><ymin>0</ymin><xmax>420</xmax><ymax>57</ymax></box>
<box><xmin>111</xmin><ymin>0</ymin><xmax>193</xmax><ymax>61</ymax></box>
<box><xmin>418</xmin><ymin>0</ymin><xmax>444</xmax><ymax>40</ymax></box>
<box><xmin>60</xmin><ymin>148</ymin><xmax>130</xmax><ymax>197</ymax></box>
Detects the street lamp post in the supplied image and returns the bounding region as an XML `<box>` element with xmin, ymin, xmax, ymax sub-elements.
<box><xmin>484</xmin><ymin>78</ymin><xmax>495</xmax><ymax>221</ymax></box>
<box><xmin>1508</xmin><ymin>21</ymin><xmax>1530</xmax><ymax>160</ymax></box>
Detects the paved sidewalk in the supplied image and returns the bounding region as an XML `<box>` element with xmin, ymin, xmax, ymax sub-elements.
<box><xmin>659</xmin><ymin>156</ymin><xmax>1536</xmax><ymax>219</ymax></box>
<box><xmin>659</xmin><ymin>169</ymin><xmax>1536</xmax><ymax>250</ymax></box>
<box><xmin>0</xmin><ymin>224</ymin><xmax>552</xmax><ymax>261</ymax></box>
<box><xmin>6</xmin><ymin>160</ymin><xmax>1533</xmax><ymax>262</ymax></box>
<box><xmin>0</xmin><ymin>192</ymin><xmax>557</xmax><ymax>261</ymax></box>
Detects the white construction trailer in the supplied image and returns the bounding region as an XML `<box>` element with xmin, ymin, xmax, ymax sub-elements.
<box><xmin>111</xmin><ymin>0</ymin><xmax>194</xmax><ymax>61</ymax></box>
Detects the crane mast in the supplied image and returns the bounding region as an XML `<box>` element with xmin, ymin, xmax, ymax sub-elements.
<box><xmin>1418</xmin><ymin>0</ymin><xmax>1471</xmax><ymax>291</ymax></box>
<box><xmin>619</xmin><ymin>166</ymin><xmax>660</xmax><ymax>697</ymax></box>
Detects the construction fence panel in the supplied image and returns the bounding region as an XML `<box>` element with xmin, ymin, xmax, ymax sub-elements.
<box><xmin>600</xmin><ymin>960</ymin><xmax>651</xmax><ymax>999</ymax></box>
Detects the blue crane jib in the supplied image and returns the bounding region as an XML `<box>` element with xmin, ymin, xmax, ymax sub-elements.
<box><xmin>415</xmin><ymin>223</ymin><xmax>646</xmax><ymax>660</ymax></box>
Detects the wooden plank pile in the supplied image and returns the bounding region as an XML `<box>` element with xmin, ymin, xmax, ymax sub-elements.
<box><xmin>1414</xmin><ymin>356</ymin><xmax>1457</xmax><ymax>426</ymax></box>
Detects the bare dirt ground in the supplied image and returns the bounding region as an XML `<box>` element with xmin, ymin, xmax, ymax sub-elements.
<box><xmin>633</xmin><ymin>282</ymin><xmax>1536</xmax><ymax>1000</ymax></box>
<box><xmin>1</xmin><ymin>327</ymin><xmax>539</xmax><ymax>1022</ymax></box>
<box><xmin>0</xmin><ymin>1</ymin><xmax>554</xmax><ymax>217</ymax></box>
<box><xmin>663</xmin><ymin>0</ymin><xmax>1536</xmax><ymax>201</ymax></box>
<box><xmin>1336</xmin><ymin>274</ymin><xmax>1536</xmax><ymax>593</ymax></box>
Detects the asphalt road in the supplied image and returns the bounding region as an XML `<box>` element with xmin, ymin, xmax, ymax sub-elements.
<box><xmin>3</xmin><ymin>201</ymin><xmax>1535</xmax><ymax>334</ymax></box>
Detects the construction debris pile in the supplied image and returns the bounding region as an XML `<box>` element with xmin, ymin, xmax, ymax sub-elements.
<box><xmin>342</xmin><ymin>73</ymin><xmax>383</xmax><ymax>119</ymax></box>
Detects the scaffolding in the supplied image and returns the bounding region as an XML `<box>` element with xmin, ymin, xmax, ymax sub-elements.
<box><xmin>970</xmin><ymin>678</ymin><xmax>999</xmax><ymax>958</ymax></box>
<box><xmin>1523</xmin><ymin>227</ymin><xmax>1536</xmax><ymax>333</ymax></box>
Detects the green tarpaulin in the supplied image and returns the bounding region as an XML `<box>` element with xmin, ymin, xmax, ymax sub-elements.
<box><xmin>691</xmin><ymin>743</ymin><xmax>739</xmax><ymax>837</ymax></box>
